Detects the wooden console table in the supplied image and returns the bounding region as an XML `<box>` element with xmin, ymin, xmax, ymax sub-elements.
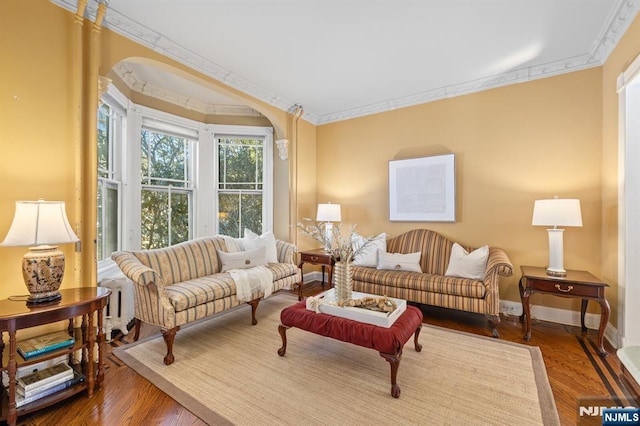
<box><xmin>519</xmin><ymin>265</ymin><xmax>610</xmax><ymax>356</ymax></box>
<box><xmin>0</xmin><ymin>287</ymin><xmax>111</xmax><ymax>425</ymax></box>
<box><xmin>296</xmin><ymin>249</ymin><xmax>335</xmax><ymax>300</ymax></box>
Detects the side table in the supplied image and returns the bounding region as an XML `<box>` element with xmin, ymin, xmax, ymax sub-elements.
<box><xmin>296</xmin><ymin>249</ymin><xmax>335</xmax><ymax>300</ymax></box>
<box><xmin>0</xmin><ymin>287</ymin><xmax>111</xmax><ymax>425</ymax></box>
<box><xmin>519</xmin><ymin>265</ymin><xmax>610</xmax><ymax>356</ymax></box>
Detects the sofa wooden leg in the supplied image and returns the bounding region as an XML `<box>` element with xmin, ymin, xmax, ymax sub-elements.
<box><xmin>161</xmin><ymin>326</ymin><xmax>180</xmax><ymax>365</ymax></box>
<box><xmin>133</xmin><ymin>318</ymin><xmax>141</xmax><ymax>341</ymax></box>
<box><xmin>487</xmin><ymin>315</ymin><xmax>500</xmax><ymax>338</ymax></box>
<box><xmin>247</xmin><ymin>299</ymin><xmax>260</xmax><ymax>325</ymax></box>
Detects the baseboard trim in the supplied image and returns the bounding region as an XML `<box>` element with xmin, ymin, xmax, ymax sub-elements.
<box><xmin>302</xmin><ymin>271</ymin><xmax>326</xmax><ymax>285</ymax></box>
<box><xmin>302</xmin><ymin>273</ymin><xmax>623</xmax><ymax>350</ymax></box>
<box><xmin>500</xmin><ymin>300</ymin><xmax>622</xmax><ymax>349</ymax></box>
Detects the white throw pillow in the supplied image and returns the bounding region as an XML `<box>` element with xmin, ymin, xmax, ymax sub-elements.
<box><xmin>445</xmin><ymin>243</ymin><xmax>489</xmax><ymax>280</ymax></box>
<box><xmin>243</xmin><ymin>229</ymin><xmax>278</xmax><ymax>263</ymax></box>
<box><xmin>216</xmin><ymin>235</ymin><xmax>244</xmax><ymax>253</ymax></box>
<box><xmin>377</xmin><ymin>250</ymin><xmax>422</xmax><ymax>273</ymax></box>
<box><xmin>352</xmin><ymin>232</ymin><xmax>386</xmax><ymax>267</ymax></box>
<box><xmin>217</xmin><ymin>246</ymin><xmax>268</xmax><ymax>272</ymax></box>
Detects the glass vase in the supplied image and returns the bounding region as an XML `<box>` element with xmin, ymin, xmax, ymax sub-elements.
<box><xmin>333</xmin><ymin>260</ymin><xmax>353</xmax><ymax>305</ymax></box>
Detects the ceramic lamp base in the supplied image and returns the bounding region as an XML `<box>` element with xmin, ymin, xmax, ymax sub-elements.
<box><xmin>26</xmin><ymin>293</ymin><xmax>62</xmax><ymax>306</ymax></box>
<box><xmin>545</xmin><ymin>268</ymin><xmax>567</xmax><ymax>278</ymax></box>
<box><xmin>546</xmin><ymin>228</ymin><xmax>567</xmax><ymax>278</ymax></box>
<box><xmin>21</xmin><ymin>245</ymin><xmax>65</xmax><ymax>305</ymax></box>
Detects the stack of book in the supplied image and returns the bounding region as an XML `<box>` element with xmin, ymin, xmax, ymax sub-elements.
<box><xmin>16</xmin><ymin>331</ymin><xmax>75</xmax><ymax>360</ymax></box>
<box><xmin>1</xmin><ymin>331</ymin><xmax>85</xmax><ymax>408</ymax></box>
<box><xmin>13</xmin><ymin>362</ymin><xmax>85</xmax><ymax>408</ymax></box>
<box><xmin>2</xmin><ymin>355</ymin><xmax>67</xmax><ymax>388</ymax></box>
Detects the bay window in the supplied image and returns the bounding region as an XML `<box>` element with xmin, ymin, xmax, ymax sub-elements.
<box><xmin>97</xmin><ymin>85</ymin><xmax>273</xmax><ymax>272</ymax></box>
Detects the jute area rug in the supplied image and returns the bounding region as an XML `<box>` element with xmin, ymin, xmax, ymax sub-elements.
<box><xmin>114</xmin><ymin>293</ymin><xmax>560</xmax><ymax>426</ymax></box>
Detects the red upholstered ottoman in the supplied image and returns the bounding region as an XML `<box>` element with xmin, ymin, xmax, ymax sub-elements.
<box><xmin>277</xmin><ymin>300</ymin><xmax>423</xmax><ymax>398</ymax></box>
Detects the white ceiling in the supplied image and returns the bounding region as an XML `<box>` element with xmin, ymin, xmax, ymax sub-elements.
<box><xmin>53</xmin><ymin>0</ymin><xmax>640</xmax><ymax>124</ymax></box>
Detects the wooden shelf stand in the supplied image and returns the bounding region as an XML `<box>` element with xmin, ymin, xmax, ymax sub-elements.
<box><xmin>0</xmin><ymin>287</ymin><xmax>111</xmax><ymax>425</ymax></box>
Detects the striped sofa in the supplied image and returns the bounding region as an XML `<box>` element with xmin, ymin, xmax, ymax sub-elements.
<box><xmin>111</xmin><ymin>236</ymin><xmax>301</xmax><ymax>365</ymax></box>
<box><xmin>352</xmin><ymin>229</ymin><xmax>513</xmax><ymax>337</ymax></box>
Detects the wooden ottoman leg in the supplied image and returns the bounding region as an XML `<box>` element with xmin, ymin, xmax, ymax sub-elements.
<box><xmin>380</xmin><ymin>351</ymin><xmax>402</xmax><ymax>398</ymax></box>
<box><xmin>414</xmin><ymin>323</ymin><xmax>423</xmax><ymax>352</ymax></box>
<box><xmin>278</xmin><ymin>324</ymin><xmax>289</xmax><ymax>356</ymax></box>
<box><xmin>161</xmin><ymin>326</ymin><xmax>180</xmax><ymax>365</ymax></box>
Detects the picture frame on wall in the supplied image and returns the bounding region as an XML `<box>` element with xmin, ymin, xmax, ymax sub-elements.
<box><xmin>388</xmin><ymin>153</ymin><xmax>456</xmax><ymax>222</ymax></box>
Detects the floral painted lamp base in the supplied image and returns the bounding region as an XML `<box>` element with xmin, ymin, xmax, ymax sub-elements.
<box><xmin>22</xmin><ymin>245</ymin><xmax>65</xmax><ymax>305</ymax></box>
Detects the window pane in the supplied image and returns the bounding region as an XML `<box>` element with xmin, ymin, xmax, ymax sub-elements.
<box><xmin>97</xmin><ymin>182</ymin><xmax>119</xmax><ymax>261</ymax></box>
<box><xmin>241</xmin><ymin>193</ymin><xmax>262</xmax><ymax>234</ymax></box>
<box><xmin>217</xmin><ymin>192</ymin><xmax>262</xmax><ymax>238</ymax></box>
<box><xmin>141</xmin><ymin>189</ymin><xmax>169</xmax><ymax>249</ymax></box>
<box><xmin>105</xmin><ymin>186</ymin><xmax>119</xmax><ymax>257</ymax></box>
<box><xmin>218</xmin><ymin>138</ymin><xmax>262</xmax><ymax>190</ymax></box>
<box><xmin>141</xmin><ymin>129</ymin><xmax>190</xmax><ymax>188</ymax></box>
<box><xmin>171</xmin><ymin>192</ymin><xmax>190</xmax><ymax>245</ymax></box>
<box><xmin>97</xmin><ymin>185</ymin><xmax>103</xmax><ymax>260</ymax></box>
<box><xmin>141</xmin><ymin>188</ymin><xmax>191</xmax><ymax>249</ymax></box>
<box><xmin>218</xmin><ymin>193</ymin><xmax>240</xmax><ymax>238</ymax></box>
<box><xmin>97</xmin><ymin>103</ymin><xmax>110</xmax><ymax>179</ymax></box>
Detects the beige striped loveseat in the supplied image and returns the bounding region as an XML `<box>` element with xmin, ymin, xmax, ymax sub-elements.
<box><xmin>111</xmin><ymin>236</ymin><xmax>301</xmax><ymax>364</ymax></box>
<box><xmin>352</xmin><ymin>229</ymin><xmax>513</xmax><ymax>337</ymax></box>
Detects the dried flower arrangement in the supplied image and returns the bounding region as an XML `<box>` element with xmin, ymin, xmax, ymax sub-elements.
<box><xmin>297</xmin><ymin>218</ymin><xmax>377</xmax><ymax>263</ymax></box>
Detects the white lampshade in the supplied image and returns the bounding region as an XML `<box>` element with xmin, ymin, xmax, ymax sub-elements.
<box><xmin>532</xmin><ymin>198</ymin><xmax>583</xmax><ymax>228</ymax></box>
<box><xmin>316</xmin><ymin>203</ymin><xmax>342</xmax><ymax>222</ymax></box>
<box><xmin>1</xmin><ymin>200</ymin><xmax>78</xmax><ymax>305</ymax></box>
<box><xmin>532</xmin><ymin>198</ymin><xmax>582</xmax><ymax>277</ymax></box>
<box><xmin>1</xmin><ymin>200</ymin><xmax>79</xmax><ymax>247</ymax></box>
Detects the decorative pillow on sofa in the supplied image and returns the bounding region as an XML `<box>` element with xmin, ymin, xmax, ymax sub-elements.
<box><xmin>445</xmin><ymin>243</ymin><xmax>489</xmax><ymax>280</ymax></box>
<box><xmin>217</xmin><ymin>246</ymin><xmax>268</xmax><ymax>272</ymax></box>
<box><xmin>352</xmin><ymin>232</ymin><xmax>386</xmax><ymax>267</ymax></box>
<box><xmin>243</xmin><ymin>229</ymin><xmax>278</xmax><ymax>263</ymax></box>
<box><xmin>376</xmin><ymin>250</ymin><xmax>422</xmax><ymax>272</ymax></box>
<box><xmin>218</xmin><ymin>235</ymin><xmax>244</xmax><ymax>253</ymax></box>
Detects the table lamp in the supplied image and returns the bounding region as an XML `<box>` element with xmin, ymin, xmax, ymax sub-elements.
<box><xmin>532</xmin><ymin>198</ymin><xmax>582</xmax><ymax>277</ymax></box>
<box><xmin>0</xmin><ymin>200</ymin><xmax>79</xmax><ymax>304</ymax></box>
<box><xmin>316</xmin><ymin>203</ymin><xmax>341</xmax><ymax>251</ymax></box>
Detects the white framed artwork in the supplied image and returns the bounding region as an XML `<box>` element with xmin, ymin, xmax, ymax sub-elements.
<box><xmin>388</xmin><ymin>153</ymin><xmax>456</xmax><ymax>222</ymax></box>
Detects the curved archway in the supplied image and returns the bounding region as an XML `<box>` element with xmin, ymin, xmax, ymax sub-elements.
<box><xmin>107</xmin><ymin>57</ymin><xmax>288</xmax><ymax>139</ymax></box>
<box><xmin>102</xmin><ymin>57</ymin><xmax>293</xmax><ymax>240</ymax></box>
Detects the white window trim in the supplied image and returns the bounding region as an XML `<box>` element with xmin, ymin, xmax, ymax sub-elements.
<box><xmin>617</xmin><ymin>52</ymin><xmax>640</xmax><ymax>347</ymax></box>
<box><xmin>97</xmin><ymin>85</ymin><xmax>126</xmax><ymax>276</ymax></box>
<box><xmin>205</xmin><ymin>124</ymin><xmax>274</xmax><ymax>237</ymax></box>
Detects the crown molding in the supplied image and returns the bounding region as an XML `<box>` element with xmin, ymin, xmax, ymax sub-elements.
<box><xmin>51</xmin><ymin>0</ymin><xmax>640</xmax><ymax>126</ymax></box>
<box><xmin>112</xmin><ymin>62</ymin><xmax>263</xmax><ymax>117</ymax></box>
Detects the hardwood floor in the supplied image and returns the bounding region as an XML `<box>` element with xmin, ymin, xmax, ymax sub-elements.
<box><xmin>16</xmin><ymin>282</ymin><xmax>636</xmax><ymax>425</ymax></box>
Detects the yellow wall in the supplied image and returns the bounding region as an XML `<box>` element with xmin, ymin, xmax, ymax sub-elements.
<box><xmin>317</xmin><ymin>70</ymin><xmax>603</xmax><ymax>312</ymax></box>
<box><xmin>0</xmin><ymin>2</ymin><xmax>77</xmax><ymax>299</ymax></box>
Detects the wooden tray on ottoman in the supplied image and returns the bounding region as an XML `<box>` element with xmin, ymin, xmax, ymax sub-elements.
<box><xmin>312</xmin><ymin>289</ymin><xmax>407</xmax><ymax>328</ymax></box>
